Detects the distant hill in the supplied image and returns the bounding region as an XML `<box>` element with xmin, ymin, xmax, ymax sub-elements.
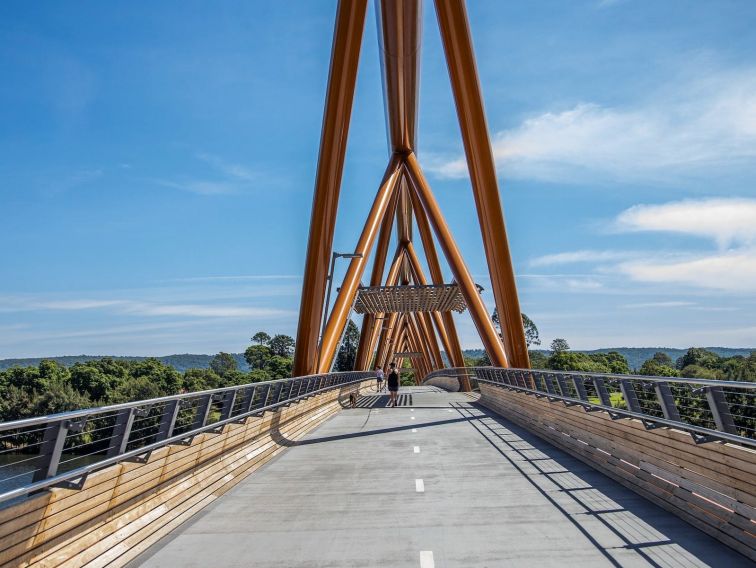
<box><xmin>462</xmin><ymin>347</ymin><xmax>755</xmax><ymax>370</ymax></box>
<box><xmin>2</xmin><ymin>347</ymin><xmax>753</xmax><ymax>373</ymax></box>
<box><xmin>0</xmin><ymin>353</ymin><xmax>249</xmax><ymax>372</ymax></box>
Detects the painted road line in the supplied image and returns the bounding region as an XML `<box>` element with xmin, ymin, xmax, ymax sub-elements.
<box><xmin>411</xmin><ymin>416</ymin><xmax>416</xmax><ymax>420</ymax></box>
<box><xmin>412</xmin><ymin>428</ymin><xmax>417</xmax><ymax>433</ymax></box>
<box><xmin>415</xmin><ymin>479</ymin><xmax>425</xmax><ymax>492</ymax></box>
<box><xmin>414</xmin><ymin>446</ymin><xmax>420</xmax><ymax>453</ymax></box>
<box><xmin>410</xmin><ymin>409</ymin><xmax>414</xmax><ymax>412</ymax></box>
<box><xmin>420</xmin><ymin>551</ymin><xmax>434</xmax><ymax>568</ymax></box>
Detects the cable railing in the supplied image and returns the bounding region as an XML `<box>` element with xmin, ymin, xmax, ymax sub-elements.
<box><xmin>0</xmin><ymin>371</ymin><xmax>373</xmax><ymax>504</ymax></box>
<box><xmin>424</xmin><ymin>367</ymin><xmax>756</xmax><ymax>448</ymax></box>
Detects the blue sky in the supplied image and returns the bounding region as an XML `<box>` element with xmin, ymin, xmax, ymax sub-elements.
<box><xmin>1</xmin><ymin>0</ymin><xmax>755</xmax><ymax>358</ymax></box>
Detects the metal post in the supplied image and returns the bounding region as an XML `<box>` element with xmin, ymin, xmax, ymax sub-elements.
<box><xmin>705</xmin><ymin>386</ymin><xmax>738</xmax><ymax>434</ymax></box>
<box><xmin>157</xmin><ymin>400</ymin><xmax>181</xmax><ymax>442</ymax></box>
<box><xmin>620</xmin><ymin>379</ymin><xmax>642</xmax><ymax>413</ymax></box>
<box><xmin>592</xmin><ymin>377</ymin><xmax>612</xmax><ymax>407</ymax></box>
<box><xmin>653</xmin><ymin>382</ymin><xmax>681</xmax><ymax>421</ymax></box>
<box><xmin>106</xmin><ymin>408</ymin><xmax>137</xmax><ymax>458</ymax></box>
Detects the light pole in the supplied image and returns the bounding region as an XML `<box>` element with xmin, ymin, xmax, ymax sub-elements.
<box><xmin>317</xmin><ymin>251</ymin><xmax>362</xmax><ymax>370</ymax></box>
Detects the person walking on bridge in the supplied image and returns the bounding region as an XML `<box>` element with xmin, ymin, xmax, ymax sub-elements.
<box><xmin>375</xmin><ymin>366</ymin><xmax>384</xmax><ymax>392</ymax></box>
<box><xmin>387</xmin><ymin>362</ymin><xmax>399</xmax><ymax>407</ymax></box>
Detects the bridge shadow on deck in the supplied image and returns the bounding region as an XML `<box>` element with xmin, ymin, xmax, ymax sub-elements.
<box><xmin>449</xmin><ymin>401</ymin><xmax>746</xmax><ymax>568</ymax></box>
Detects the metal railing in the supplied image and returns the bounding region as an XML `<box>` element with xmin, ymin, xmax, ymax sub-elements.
<box><xmin>0</xmin><ymin>371</ymin><xmax>373</xmax><ymax>504</ymax></box>
<box><xmin>424</xmin><ymin>367</ymin><xmax>756</xmax><ymax>448</ymax></box>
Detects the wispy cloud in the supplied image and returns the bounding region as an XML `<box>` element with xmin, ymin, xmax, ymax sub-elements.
<box><xmin>427</xmin><ymin>66</ymin><xmax>756</xmax><ymax>183</ymax></box>
<box><xmin>530</xmin><ymin>249</ymin><xmax>639</xmax><ymax>267</ymax></box>
<box><xmin>615</xmin><ymin>198</ymin><xmax>756</xmax><ymax>248</ymax></box>
<box><xmin>196</xmin><ymin>153</ymin><xmax>260</xmax><ymax>182</ymax></box>
<box><xmin>155</xmin><ymin>152</ymin><xmax>273</xmax><ymax>196</ymax></box>
<box><xmin>172</xmin><ymin>274</ymin><xmax>301</xmax><ymax>283</ymax></box>
<box><xmin>0</xmin><ymin>296</ymin><xmax>293</xmax><ymax>319</ymax></box>
<box><xmin>618</xmin><ymin>250</ymin><xmax>756</xmax><ymax>293</ymax></box>
<box><xmin>622</xmin><ymin>301</ymin><xmax>695</xmax><ymax>309</ymax></box>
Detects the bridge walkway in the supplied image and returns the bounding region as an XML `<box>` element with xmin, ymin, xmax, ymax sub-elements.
<box><xmin>129</xmin><ymin>386</ymin><xmax>749</xmax><ymax>568</ymax></box>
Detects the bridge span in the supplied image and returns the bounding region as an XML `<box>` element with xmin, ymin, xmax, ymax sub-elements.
<box><xmin>129</xmin><ymin>385</ymin><xmax>746</xmax><ymax>568</ymax></box>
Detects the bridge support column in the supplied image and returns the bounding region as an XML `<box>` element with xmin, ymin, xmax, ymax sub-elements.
<box><xmin>435</xmin><ymin>0</ymin><xmax>530</xmax><ymax>369</ymax></box>
<box><xmin>293</xmin><ymin>0</ymin><xmax>369</xmax><ymax>377</ymax></box>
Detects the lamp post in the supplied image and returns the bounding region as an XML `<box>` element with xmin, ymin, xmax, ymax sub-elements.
<box><xmin>318</xmin><ymin>251</ymin><xmax>362</xmax><ymax>369</ymax></box>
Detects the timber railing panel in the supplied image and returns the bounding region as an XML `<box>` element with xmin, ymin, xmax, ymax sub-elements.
<box><xmin>424</xmin><ymin>367</ymin><xmax>756</xmax><ymax>560</ymax></box>
<box><xmin>0</xmin><ymin>372</ymin><xmax>373</xmax><ymax>568</ymax></box>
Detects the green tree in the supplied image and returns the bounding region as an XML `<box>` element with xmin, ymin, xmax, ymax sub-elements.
<box><xmin>244</xmin><ymin>344</ymin><xmax>272</xmax><ymax>370</ymax></box>
<box><xmin>550</xmin><ymin>338</ymin><xmax>570</xmax><ymax>354</ymax></box>
<box><xmin>182</xmin><ymin>368</ymin><xmax>222</xmax><ymax>392</ymax></box>
<box><xmin>638</xmin><ymin>359</ymin><xmax>680</xmax><ymax>377</ymax></box>
<box><xmin>265</xmin><ymin>356</ymin><xmax>293</xmax><ymax>379</ymax></box>
<box><xmin>251</xmin><ymin>331</ymin><xmax>271</xmax><ymax>346</ymax></box>
<box><xmin>675</xmin><ymin>347</ymin><xmax>720</xmax><ymax>370</ymax></box>
<box><xmin>269</xmin><ymin>334</ymin><xmax>295</xmax><ymax>358</ymax></box>
<box><xmin>652</xmin><ymin>352</ymin><xmax>674</xmax><ymax>366</ymax></box>
<box><xmin>529</xmin><ymin>350</ymin><xmax>549</xmax><ymax>369</ymax></box>
<box><xmin>492</xmin><ymin>310</ymin><xmax>541</xmax><ymax>348</ymax></box>
<box><xmin>335</xmin><ymin>320</ymin><xmax>360</xmax><ymax>371</ymax></box>
<box><xmin>70</xmin><ymin>363</ymin><xmax>122</xmax><ymax>402</ymax></box>
<box><xmin>210</xmin><ymin>352</ymin><xmax>238</xmax><ymax>377</ymax></box>
<box><xmin>589</xmin><ymin>352</ymin><xmax>630</xmax><ymax>374</ymax></box>
<box><xmin>548</xmin><ymin>351</ymin><xmax>608</xmax><ymax>372</ymax></box>
<box><xmin>130</xmin><ymin>358</ymin><xmax>182</xmax><ymax>395</ymax></box>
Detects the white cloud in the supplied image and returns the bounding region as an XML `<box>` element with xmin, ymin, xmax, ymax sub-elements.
<box><xmin>172</xmin><ymin>274</ymin><xmax>300</xmax><ymax>282</ymax></box>
<box><xmin>530</xmin><ymin>249</ymin><xmax>639</xmax><ymax>267</ymax></box>
<box><xmin>196</xmin><ymin>153</ymin><xmax>260</xmax><ymax>182</ymax></box>
<box><xmin>622</xmin><ymin>301</ymin><xmax>695</xmax><ymax>309</ymax></box>
<box><xmin>428</xmin><ymin>66</ymin><xmax>756</xmax><ymax>183</ymax></box>
<box><xmin>615</xmin><ymin>198</ymin><xmax>756</xmax><ymax>248</ymax></box>
<box><xmin>156</xmin><ymin>179</ymin><xmax>239</xmax><ymax>195</ymax></box>
<box><xmin>0</xmin><ymin>296</ymin><xmax>293</xmax><ymax>319</ymax></box>
<box><xmin>618</xmin><ymin>249</ymin><xmax>756</xmax><ymax>293</ymax></box>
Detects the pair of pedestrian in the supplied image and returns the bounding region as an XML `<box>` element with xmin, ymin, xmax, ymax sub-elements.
<box><xmin>375</xmin><ymin>363</ymin><xmax>400</xmax><ymax>407</ymax></box>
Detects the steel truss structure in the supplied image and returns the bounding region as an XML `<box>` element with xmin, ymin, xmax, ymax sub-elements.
<box><xmin>293</xmin><ymin>0</ymin><xmax>529</xmax><ymax>386</ymax></box>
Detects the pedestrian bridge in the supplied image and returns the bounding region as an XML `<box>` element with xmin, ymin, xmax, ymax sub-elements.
<box><xmin>2</xmin><ymin>0</ymin><xmax>755</xmax><ymax>565</ymax></box>
<box><xmin>0</xmin><ymin>370</ymin><xmax>753</xmax><ymax>567</ymax></box>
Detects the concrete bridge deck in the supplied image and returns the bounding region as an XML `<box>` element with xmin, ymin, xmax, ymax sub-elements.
<box><xmin>129</xmin><ymin>386</ymin><xmax>749</xmax><ymax>568</ymax></box>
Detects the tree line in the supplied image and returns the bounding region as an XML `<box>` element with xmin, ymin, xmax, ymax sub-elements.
<box><xmin>1</xmin><ymin>314</ymin><xmax>753</xmax><ymax>424</ymax></box>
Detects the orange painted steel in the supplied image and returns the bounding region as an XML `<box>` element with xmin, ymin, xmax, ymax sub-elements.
<box><xmin>407</xmin><ymin>188</ymin><xmax>466</xmax><ymax>369</ymax></box>
<box><xmin>409</xmin><ymin>311</ymin><xmax>437</xmax><ymax>373</ymax></box>
<box><xmin>404</xmin><ymin>241</ymin><xmax>454</xmax><ymax>368</ymax></box>
<box><xmin>371</xmin><ymin>246</ymin><xmax>405</xmax><ymax>370</ymax></box>
<box><xmin>293</xmin><ymin>0</ymin><xmax>369</xmax><ymax>377</ymax></box>
<box><xmin>317</xmin><ymin>156</ymin><xmax>403</xmax><ymax>373</ymax></box>
<box><xmin>405</xmin><ymin>153</ymin><xmax>509</xmax><ymax>368</ymax></box>
<box><xmin>403</xmin><ymin>247</ymin><xmax>444</xmax><ymax>370</ymax></box>
<box><xmin>435</xmin><ymin>0</ymin><xmax>530</xmax><ymax>368</ymax></box>
<box><xmin>355</xmin><ymin>190</ymin><xmax>400</xmax><ymax>370</ymax></box>
<box><xmin>377</xmin><ymin>0</ymin><xmax>422</xmax><ymax>153</ymax></box>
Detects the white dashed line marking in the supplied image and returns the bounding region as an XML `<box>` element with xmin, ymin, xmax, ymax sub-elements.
<box><xmin>447</xmin><ymin>409</ymin><xmax>453</xmax><ymax>412</ymax></box>
<box><xmin>411</xmin><ymin>428</ymin><xmax>417</xmax><ymax>433</ymax></box>
<box><xmin>411</xmin><ymin>416</ymin><xmax>416</xmax><ymax>420</ymax></box>
<box><xmin>414</xmin><ymin>446</ymin><xmax>420</xmax><ymax>453</ymax></box>
<box><xmin>420</xmin><ymin>551</ymin><xmax>434</xmax><ymax>568</ymax></box>
<box><xmin>415</xmin><ymin>479</ymin><xmax>425</xmax><ymax>492</ymax></box>
<box><xmin>410</xmin><ymin>409</ymin><xmax>414</xmax><ymax>412</ymax></box>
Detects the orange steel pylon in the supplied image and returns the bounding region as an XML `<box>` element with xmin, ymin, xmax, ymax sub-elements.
<box><xmin>293</xmin><ymin>0</ymin><xmax>530</xmax><ymax>386</ymax></box>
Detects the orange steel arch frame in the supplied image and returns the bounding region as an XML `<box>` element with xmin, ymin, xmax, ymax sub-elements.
<box><xmin>293</xmin><ymin>0</ymin><xmax>529</xmax><ymax>383</ymax></box>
